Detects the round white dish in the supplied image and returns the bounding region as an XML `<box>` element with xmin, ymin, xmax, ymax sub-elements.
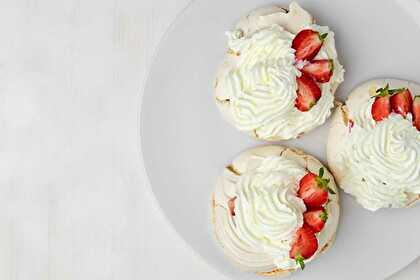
<box><xmin>140</xmin><ymin>0</ymin><xmax>420</xmax><ymax>279</ymax></box>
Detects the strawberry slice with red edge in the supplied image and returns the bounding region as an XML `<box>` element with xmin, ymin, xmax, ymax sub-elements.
<box><xmin>289</xmin><ymin>225</ymin><xmax>318</xmax><ymax>270</ymax></box>
<box><xmin>292</xmin><ymin>29</ymin><xmax>328</xmax><ymax>62</ymax></box>
<box><xmin>371</xmin><ymin>84</ymin><xmax>392</xmax><ymax>122</ymax></box>
<box><xmin>390</xmin><ymin>88</ymin><xmax>413</xmax><ymax>118</ymax></box>
<box><xmin>301</xmin><ymin>59</ymin><xmax>334</xmax><ymax>83</ymax></box>
<box><xmin>295</xmin><ymin>74</ymin><xmax>321</xmax><ymax>112</ymax></box>
<box><xmin>298</xmin><ymin>167</ymin><xmax>335</xmax><ymax>208</ymax></box>
<box><xmin>413</xmin><ymin>96</ymin><xmax>420</xmax><ymax>131</ymax></box>
<box><xmin>228</xmin><ymin>197</ymin><xmax>237</xmax><ymax>216</ymax></box>
<box><xmin>348</xmin><ymin>119</ymin><xmax>354</xmax><ymax>133</ymax></box>
<box><xmin>303</xmin><ymin>207</ymin><xmax>328</xmax><ymax>233</ymax></box>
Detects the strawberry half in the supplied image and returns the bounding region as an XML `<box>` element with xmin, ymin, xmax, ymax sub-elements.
<box><xmin>298</xmin><ymin>167</ymin><xmax>335</xmax><ymax>208</ymax></box>
<box><xmin>303</xmin><ymin>207</ymin><xmax>328</xmax><ymax>233</ymax></box>
<box><xmin>371</xmin><ymin>84</ymin><xmax>392</xmax><ymax>122</ymax></box>
<box><xmin>301</xmin><ymin>59</ymin><xmax>334</xmax><ymax>83</ymax></box>
<box><xmin>295</xmin><ymin>74</ymin><xmax>321</xmax><ymax>112</ymax></box>
<box><xmin>413</xmin><ymin>96</ymin><xmax>420</xmax><ymax>131</ymax></box>
<box><xmin>292</xmin><ymin>29</ymin><xmax>328</xmax><ymax>61</ymax></box>
<box><xmin>390</xmin><ymin>88</ymin><xmax>413</xmax><ymax>118</ymax></box>
<box><xmin>228</xmin><ymin>197</ymin><xmax>237</xmax><ymax>216</ymax></box>
<box><xmin>289</xmin><ymin>226</ymin><xmax>318</xmax><ymax>270</ymax></box>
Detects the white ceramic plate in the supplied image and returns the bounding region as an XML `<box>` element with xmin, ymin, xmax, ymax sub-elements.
<box><xmin>140</xmin><ymin>0</ymin><xmax>420</xmax><ymax>279</ymax></box>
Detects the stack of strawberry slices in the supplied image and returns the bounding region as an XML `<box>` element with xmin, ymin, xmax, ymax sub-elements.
<box><xmin>292</xmin><ymin>30</ymin><xmax>334</xmax><ymax>112</ymax></box>
<box><xmin>371</xmin><ymin>84</ymin><xmax>420</xmax><ymax>130</ymax></box>
<box><xmin>289</xmin><ymin>167</ymin><xmax>336</xmax><ymax>269</ymax></box>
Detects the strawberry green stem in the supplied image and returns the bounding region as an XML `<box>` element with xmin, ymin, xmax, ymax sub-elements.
<box><xmin>374</xmin><ymin>84</ymin><xmax>406</xmax><ymax>97</ymax></box>
<box><xmin>320</xmin><ymin>209</ymin><xmax>328</xmax><ymax>222</ymax></box>
<box><xmin>329</xmin><ymin>59</ymin><xmax>334</xmax><ymax>72</ymax></box>
<box><xmin>327</xmin><ymin>187</ymin><xmax>336</xmax><ymax>195</ymax></box>
<box><xmin>295</xmin><ymin>254</ymin><xmax>305</xmax><ymax>270</ymax></box>
<box><xmin>315</xmin><ymin>167</ymin><xmax>334</xmax><ymax>192</ymax></box>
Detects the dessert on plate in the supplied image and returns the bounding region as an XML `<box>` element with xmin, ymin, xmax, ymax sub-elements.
<box><xmin>212</xmin><ymin>146</ymin><xmax>339</xmax><ymax>277</ymax></box>
<box><xmin>327</xmin><ymin>79</ymin><xmax>420</xmax><ymax>211</ymax></box>
<box><xmin>214</xmin><ymin>2</ymin><xmax>344</xmax><ymax>141</ymax></box>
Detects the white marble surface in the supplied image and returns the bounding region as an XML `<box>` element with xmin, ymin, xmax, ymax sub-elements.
<box><xmin>0</xmin><ymin>0</ymin><xmax>417</xmax><ymax>279</ymax></box>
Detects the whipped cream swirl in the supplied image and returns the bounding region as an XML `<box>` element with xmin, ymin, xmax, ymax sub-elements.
<box><xmin>338</xmin><ymin>99</ymin><xmax>420</xmax><ymax>211</ymax></box>
<box><xmin>224</xmin><ymin>25</ymin><xmax>344</xmax><ymax>140</ymax></box>
<box><xmin>233</xmin><ymin>156</ymin><xmax>306</xmax><ymax>269</ymax></box>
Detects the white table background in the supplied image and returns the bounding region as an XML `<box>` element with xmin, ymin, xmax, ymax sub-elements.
<box><xmin>0</xmin><ymin>0</ymin><xmax>417</xmax><ymax>279</ymax></box>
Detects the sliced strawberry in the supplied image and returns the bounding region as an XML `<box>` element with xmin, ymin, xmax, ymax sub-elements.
<box><xmin>228</xmin><ymin>197</ymin><xmax>237</xmax><ymax>216</ymax></box>
<box><xmin>303</xmin><ymin>207</ymin><xmax>328</xmax><ymax>233</ymax></box>
<box><xmin>292</xmin><ymin>29</ymin><xmax>327</xmax><ymax>61</ymax></box>
<box><xmin>372</xmin><ymin>95</ymin><xmax>390</xmax><ymax>122</ymax></box>
<box><xmin>371</xmin><ymin>85</ymin><xmax>392</xmax><ymax>122</ymax></box>
<box><xmin>301</xmin><ymin>59</ymin><xmax>333</xmax><ymax>83</ymax></box>
<box><xmin>413</xmin><ymin>96</ymin><xmax>420</xmax><ymax>131</ymax></box>
<box><xmin>289</xmin><ymin>226</ymin><xmax>318</xmax><ymax>270</ymax></box>
<box><xmin>298</xmin><ymin>167</ymin><xmax>335</xmax><ymax>208</ymax></box>
<box><xmin>295</xmin><ymin>74</ymin><xmax>321</xmax><ymax>112</ymax></box>
<box><xmin>348</xmin><ymin>119</ymin><xmax>354</xmax><ymax>133</ymax></box>
<box><xmin>390</xmin><ymin>88</ymin><xmax>413</xmax><ymax>117</ymax></box>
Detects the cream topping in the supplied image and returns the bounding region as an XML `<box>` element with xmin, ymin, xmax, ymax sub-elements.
<box><xmin>233</xmin><ymin>156</ymin><xmax>306</xmax><ymax>269</ymax></box>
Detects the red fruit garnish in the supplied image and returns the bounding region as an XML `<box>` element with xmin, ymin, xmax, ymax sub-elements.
<box><xmin>348</xmin><ymin>119</ymin><xmax>354</xmax><ymax>133</ymax></box>
<box><xmin>295</xmin><ymin>74</ymin><xmax>322</xmax><ymax>112</ymax></box>
<box><xmin>292</xmin><ymin>29</ymin><xmax>328</xmax><ymax>61</ymax></box>
<box><xmin>413</xmin><ymin>96</ymin><xmax>420</xmax><ymax>131</ymax></box>
<box><xmin>303</xmin><ymin>207</ymin><xmax>328</xmax><ymax>233</ymax></box>
<box><xmin>228</xmin><ymin>197</ymin><xmax>237</xmax><ymax>216</ymax></box>
<box><xmin>372</xmin><ymin>96</ymin><xmax>390</xmax><ymax>122</ymax></box>
<box><xmin>371</xmin><ymin>84</ymin><xmax>392</xmax><ymax>122</ymax></box>
<box><xmin>289</xmin><ymin>226</ymin><xmax>318</xmax><ymax>270</ymax></box>
<box><xmin>298</xmin><ymin>167</ymin><xmax>335</xmax><ymax>208</ymax></box>
<box><xmin>390</xmin><ymin>88</ymin><xmax>413</xmax><ymax>118</ymax></box>
<box><xmin>301</xmin><ymin>59</ymin><xmax>334</xmax><ymax>83</ymax></box>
